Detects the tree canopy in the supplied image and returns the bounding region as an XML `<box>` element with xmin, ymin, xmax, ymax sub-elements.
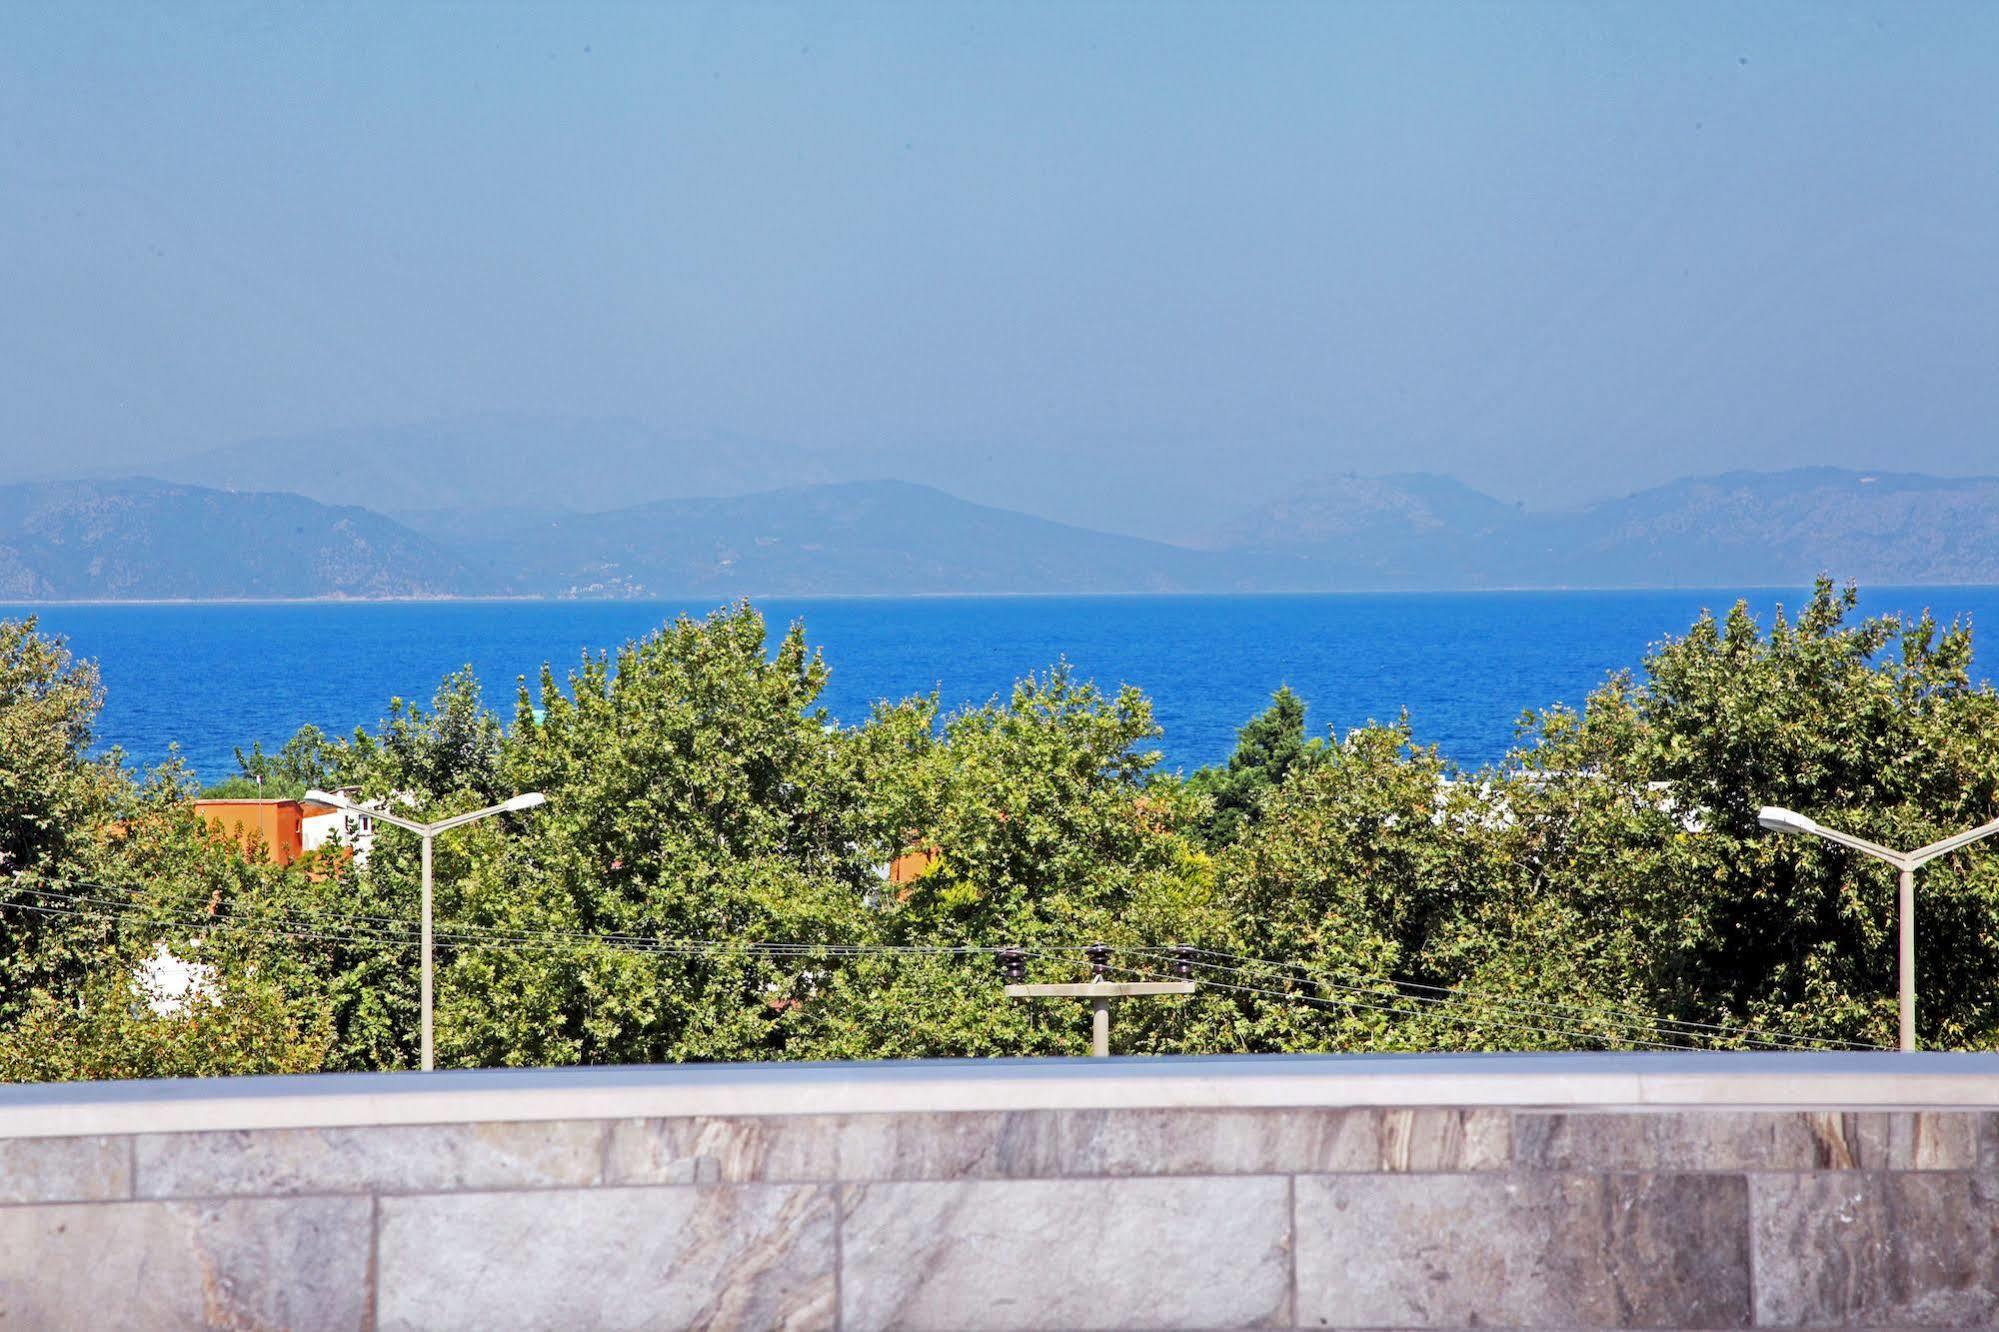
<box><xmin>5</xmin><ymin>580</ymin><xmax>1997</xmax><ymax>1080</ymax></box>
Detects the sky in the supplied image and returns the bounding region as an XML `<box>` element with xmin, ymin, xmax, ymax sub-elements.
<box><xmin>3</xmin><ymin>2</ymin><xmax>1996</xmax><ymax>534</ymax></box>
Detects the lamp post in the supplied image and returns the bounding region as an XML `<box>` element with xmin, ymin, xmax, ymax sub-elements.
<box><xmin>306</xmin><ymin>788</ymin><xmax>546</xmax><ymax>1071</ymax></box>
<box><xmin>1758</xmin><ymin>805</ymin><xmax>1999</xmax><ymax>1053</ymax></box>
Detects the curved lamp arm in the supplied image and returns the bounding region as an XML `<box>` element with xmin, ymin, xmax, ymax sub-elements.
<box><xmin>1911</xmin><ymin>815</ymin><xmax>1999</xmax><ymax>869</ymax></box>
<box><xmin>1758</xmin><ymin>806</ymin><xmax>1911</xmax><ymax>869</ymax></box>
<box><xmin>304</xmin><ymin>790</ymin><xmax>546</xmax><ymax>838</ymax></box>
<box><xmin>305</xmin><ymin>789</ymin><xmax>428</xmax><ymax>836</ymax></box>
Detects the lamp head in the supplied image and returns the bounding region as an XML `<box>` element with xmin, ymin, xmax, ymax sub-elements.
<box><xmin>303</xmin><ymin>789</ymin><xmax>342</xmax><ymax>808</ymax></box>
<box><xmin>502</xmin><ymin>792</ymin><xmax>547</xmax><ymax>814</ymax></box>
<box><xmin>1758</xmin><ymin>806</ymin><xmax>1820</xmax><ymax>837</ymax></box>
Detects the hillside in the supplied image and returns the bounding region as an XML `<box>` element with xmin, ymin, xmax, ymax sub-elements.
<box><xmin>1220</xmin><ymin>468</ymin><xmax>1999</xmax><ymax>588</ymax></box>
<box><xmin>469</xmin><ymin>480</ymin><xmax>1233</xmax><ymax>596</ymax></box>
<box><xmin>1548</xmin><ymin>469</ymin><xmax>1999</xmax><ymax>587</ymax></box>
<box><xmin>0</xmin><ymin>479</ymin><xmax>479</xmax><ymax>599</ymax></box>
<box><xmin>7</xmin><ymin>467</ymin><xmax>1999</xmax><ymax>600</ymax></box>
<box><xmin>1212</xmin><ymin>473</ymin><xmax>1528</xmax><ymax>589</ymax></box>
<box><xmin>148</xmin><ymin>414</ymin><xmax>837</xmax><ymax>518</ymax></box>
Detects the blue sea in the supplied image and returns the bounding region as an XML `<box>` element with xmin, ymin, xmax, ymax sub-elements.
<box><xmin>7</xmin><ymin>588</ymin><xmax>1997</xmax><ymax>784</ymax></box>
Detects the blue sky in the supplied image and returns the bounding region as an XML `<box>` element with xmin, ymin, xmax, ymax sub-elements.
<box><xmin>3</xmin><ymin>2</ymin><xmax>1995</xmax><ymax>523</ymax></box>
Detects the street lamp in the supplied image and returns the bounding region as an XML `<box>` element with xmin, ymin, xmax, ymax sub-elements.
<box><xmin>1758</xmin><ymin>804</ymin><xmax>1999</xmax><ymax>1052</ymax></box>
<box><xmin>306</xmin><ymin>788</ymin><xmax>546</xmax><ymax>1071</ymax></box>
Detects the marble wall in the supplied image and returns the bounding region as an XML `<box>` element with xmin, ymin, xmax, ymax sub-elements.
<box><xmin>0</xmin><ymin>1105</ymin><xmax>1994</xmax><ymax>1329</ymax></box>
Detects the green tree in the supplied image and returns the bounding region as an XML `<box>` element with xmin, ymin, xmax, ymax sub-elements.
<box><xmin>342</xmin><ymin>667</ymin><xmax>505</xmax><ymax>802</ymax></box>
<box><xmin>14</xmin><ymin>579</ymin><xmax>1999</xmax><ymax>1081</ymax></box>
<box><xmin>1508</xmin><ymin>578</ymin><xmax>1999</xmax><ymax>1049</ymax></box>
<box><xmin>0</xmin><ymin>618</ymin><xmax>120</xmax><ymax>876</ymax></box>
<box><xmin>213</xmin><ymin>723</ymin><xmax>339</xmax><ymax>798</ymax></box>
<box><xmin>1188</xmin><ymin>685</ymin><xmax>1323</xmax><ymax>847</ymax></box>
<box><xmin>411</xmin><ymin>603</ymin><xmax>878</xmax><ymax>1067</ymax></box>
<box><xmin>1189</xmin><ymin>721</ymin><xmax>1540</xmax><ymax>1053</ymax></box>
<box><xmin>0</xmin><ymin>959</ymin><xmax>333</xmax><ymax>1082</ymax></box>
<box><xmin>791</xmin><ymin>666</ymin><xmax>1218</xmax><ymax>1060</ymax></box>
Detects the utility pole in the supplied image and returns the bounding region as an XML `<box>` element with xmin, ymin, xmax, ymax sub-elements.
<box><xmin>1002</xmin><ymin>944</ymin><xmax>1196</xmax><ymax>1057</ymax></box>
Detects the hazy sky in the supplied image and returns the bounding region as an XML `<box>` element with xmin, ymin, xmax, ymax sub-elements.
<box><xmin>4</xmin><ymin>2</ymin><xmax>1996</xmax><ymax>516</ymax></box>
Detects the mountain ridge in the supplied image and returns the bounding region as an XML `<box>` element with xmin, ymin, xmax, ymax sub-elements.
<box><xmin>146</xmin><ymin>414</ymin><xmax>840</xmax><ymax>517</ymax></box>
<box><xmin>462</xmin><ymin>478</ymin><xmax>1235</xmax><ymax>597</ymax></box>
<box><xmin>0</xmin><ymin>477</ymin><xmax>480</xmax><ymax>600</ymax></box>
<box><xmin>6</xmin><ymin>467</ymin><xmax>1999</xmax><ymax>600</ymax></box>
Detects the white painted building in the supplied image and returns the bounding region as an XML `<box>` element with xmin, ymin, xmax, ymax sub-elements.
<box><xmin>134</xmin><ymin>942</ymin><xmax>218</xmax><ymax>1017</ymax></box>
<box><xmin>301</xmin><ymin>787</ymin><xmax>380</xmax><ymax>868</ymax></box>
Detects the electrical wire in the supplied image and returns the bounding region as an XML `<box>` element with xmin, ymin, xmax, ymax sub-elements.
<box><xmin>3</xmin><ymin>885</ymin><xmax>1882</xmax><ymax>1052</ymax></box>
<box><xmin>1132</xmin><ymin>947</ymin><xmax>1883</xmax><ymax>1053</ymax></box>
<box><xmin>1155</xmin><ymin>944</ymin><xmax>1889</xmax><ymax>1051</ymax></box>
<box><xmin>1108</xmin><ymin>961</ymin><xmax>1709</xmax><ymax>1052</ymax></box>
<box><xmin>0</xmin><ymin>891</ymin><xmax>1076</xmax><ymax>963</ymax></box>
<box><xmin>3</xmin><ymin>883</ymin><xmax>1096</xmax><ymax>957</ymax></box>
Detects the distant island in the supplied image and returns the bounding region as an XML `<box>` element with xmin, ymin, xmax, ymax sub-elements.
<box><xmin>6</xmin><ymin>462</ymin><xmax>1999</xmax><ymax>600</ymax></box>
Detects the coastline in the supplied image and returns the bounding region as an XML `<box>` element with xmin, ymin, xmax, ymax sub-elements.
<box><xmin>7</xmin><ymin>581</ymin><xmax>1998</xmax><ymax>608</ymax></box>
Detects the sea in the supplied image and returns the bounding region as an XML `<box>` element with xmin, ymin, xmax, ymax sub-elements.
<box><xmin>7</xmin><ymin>587</ymin><xmax>1997</xmax><ymax>784</ymax></box>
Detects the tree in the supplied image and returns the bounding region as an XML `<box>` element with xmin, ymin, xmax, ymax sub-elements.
<box><xmin>791</xmin><ymin>665</ymin><xmax>1219</xmax><ymax>1060</ymax></box>
<box><xmin>1187</xmin><ymin>686</ymin><xmax>1322</xmax><ymax>848</ymax></box>
<box><xmin>411</xmin><ymin>603</ymin><xmax>880</xmax><ymax>1067</ymax></box>
<box><xmin>12</xmin><ymin>580</ymin><xmax>1999</xmax><ymax>1080</ymax></box>
<box><xmin>0</xmin><ymin>960</ymin><xmax>332</xmax><ymax>1082</ymax></box>
<box><xmin>342</xmin><ymin>667</ymin><xmax>505</xmax><ymax>803</ymax></box>
<box><xmin>215</xmin><ymin>723</ymin><xmax>339</xmax><ymax>798</ymax></box>
<box><xmin>1188</xmin><ymin>721</ymin><xmax>1537</xmax><ymax>1053</ymax></box>
<box><xmin>1507</xmin><ymin>577</ymin><xmax>1999</xmax><ymax>1049</ymax></box>
<box><xmin>0</xmin><ymin>618</ymin><xmax>119</xmax><ymax>876</ymax></box>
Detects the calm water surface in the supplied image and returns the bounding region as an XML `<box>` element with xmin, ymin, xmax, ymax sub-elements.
<box><xmin>8</xmin><ymin>588</ymin><xmax>1997</xmax><ymax>783</ymax></box>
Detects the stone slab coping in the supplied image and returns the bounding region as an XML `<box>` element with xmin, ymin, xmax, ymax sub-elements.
<box><xmin>4</xmin><ymin>1051</ymin><xmax>1999</xmax><ymax>1139</ymax></box>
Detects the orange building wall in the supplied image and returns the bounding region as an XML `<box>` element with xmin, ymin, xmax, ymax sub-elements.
<box><xmin>192</xmin><ymin>800</ymin><xmax>308</xmax><ymax>866</ymax></box>
<box><xmin>887</xmin><ymin>847</ymin><xmax>939</xmax><ymax>886</ymax></box>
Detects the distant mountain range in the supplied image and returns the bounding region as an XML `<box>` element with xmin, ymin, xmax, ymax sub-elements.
<box><xmin>5</xmin><ymin>466</ymin><xmax>1999</xmax><ymax>600</ymax></box>
<box><xmin>139</xmin><ymin>413</ymin><xmax>1271</xmax><ymax>545</ymax></box>
<box><xmin>148</xmin><ymin>415</ymin><xmax>838</xmax><ymax>523</ymax></box>
<box><xmin>0</xmin><ymin>478</ymin><xmax>475</xmax><ymax>600</ymax></box>
<box><xmin>460</xmin><ymin>480</ymin><xmax>1218</xmax><ymax>597</ymax></box>
<box><xmin>1226</xmin><ymin>467</ymin><xmax>1999</xmax><ymax>589</ymax></box>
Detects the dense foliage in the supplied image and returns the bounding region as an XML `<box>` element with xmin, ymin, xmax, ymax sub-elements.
<box><xmin>5</xmin><ymin>579</ymin><xmax>1998</xmax><ymax>1080</ymax></box>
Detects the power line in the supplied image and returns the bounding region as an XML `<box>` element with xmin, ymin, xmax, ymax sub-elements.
<box><xmin>1111</xmin><ymin>962</ymin><xmax>1709</xmax><ymax>1053</ymax></box>
<box><xmin>1145</xmin><ymin>944</ymin><xmax>1887</xmax><ymax>1052</ymax></box>
<box><xmin>0</xmin><ymin>891</ymin><xmax>1083</xmax><ymax>962</ymax></box>
<box><xmin>2</xmin><ymin>888</ymin><xmax>1883</xmax><ymax>1052</ymax></box>
<box><xmin>1148</xmin><ymin>955</ymin><xmax>1856</xmax><ymax>1053</ymax></box>
<box><xmin>4</xmin><ymin>884</ymin><xmax>1092</xmax><ymax>957</ymax></box>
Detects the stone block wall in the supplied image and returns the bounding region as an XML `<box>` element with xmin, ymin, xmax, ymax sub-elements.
<box><xmin>0</xmin><ymin>1104</ymin><xmax>1995</xmax><ymax>1328</ymax></box>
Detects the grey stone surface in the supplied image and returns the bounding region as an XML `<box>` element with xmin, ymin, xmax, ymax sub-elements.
<box><xmin>1973</xmin><ymin>1115</ymin><xmax>1999</xmax><ymax>1170</ymax></box>
<box><xmin>377</xmin><ymin>1183</ymin><xmax>836</xmax><ymax>1330</ymax></box>
<box><xmin>1752</xmin><ymin>1172</ymin><xmax>1999</xmax><ymax>1327</ymax></box>
<box><xmin>0</xmin><ymin>1134</ymin><xmax>129</xmax><ymax>1203</ymax></box>
<box><xmin>1516</xmin><ymin>1109</ymin><xmax>1980</xmax><ymax>1172</ymax></box>
<box><xmin>1370</xmin><ymin>1108</ymin><xmax>1511</xmax><ymax>1173</ymax></box>
<box><xmin>839</xmin><ymin>1175</ymin><xmax>1292</xmax><ymax>1330</ymax></box>
<box><xmin>605</xmin><ymin>1113</ymin><xmax>840</xmax><ymax>1183</ymax></box>
<box><xmin>14</xmin><ymin>1091</ymin><xmax>1999</xmax><ymax>1330</ymax></box>
<box><xmin>835</xmin><ymin>1107</ymin><xmax>1507</xmax><ymax>1180</ymax></box>
<box><xmin>0</xmin><ymin>1195</ymin><xmax>370</xmax><ymax>1330</ymax></box>
<box><xmin>1294</xmin><ymin>1172</ymin><xmax>1751</xmax><ymax>1328</ymax></box>
<box><xmin>134</xmin><ymin>1119</ymin><xmax>605</xmax><ymax>1197</ymax></box>
<box><xmin>834</xmin><ymin>1110</ymin><xmax>1067</xmax><ymax>1181</ymax></box>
